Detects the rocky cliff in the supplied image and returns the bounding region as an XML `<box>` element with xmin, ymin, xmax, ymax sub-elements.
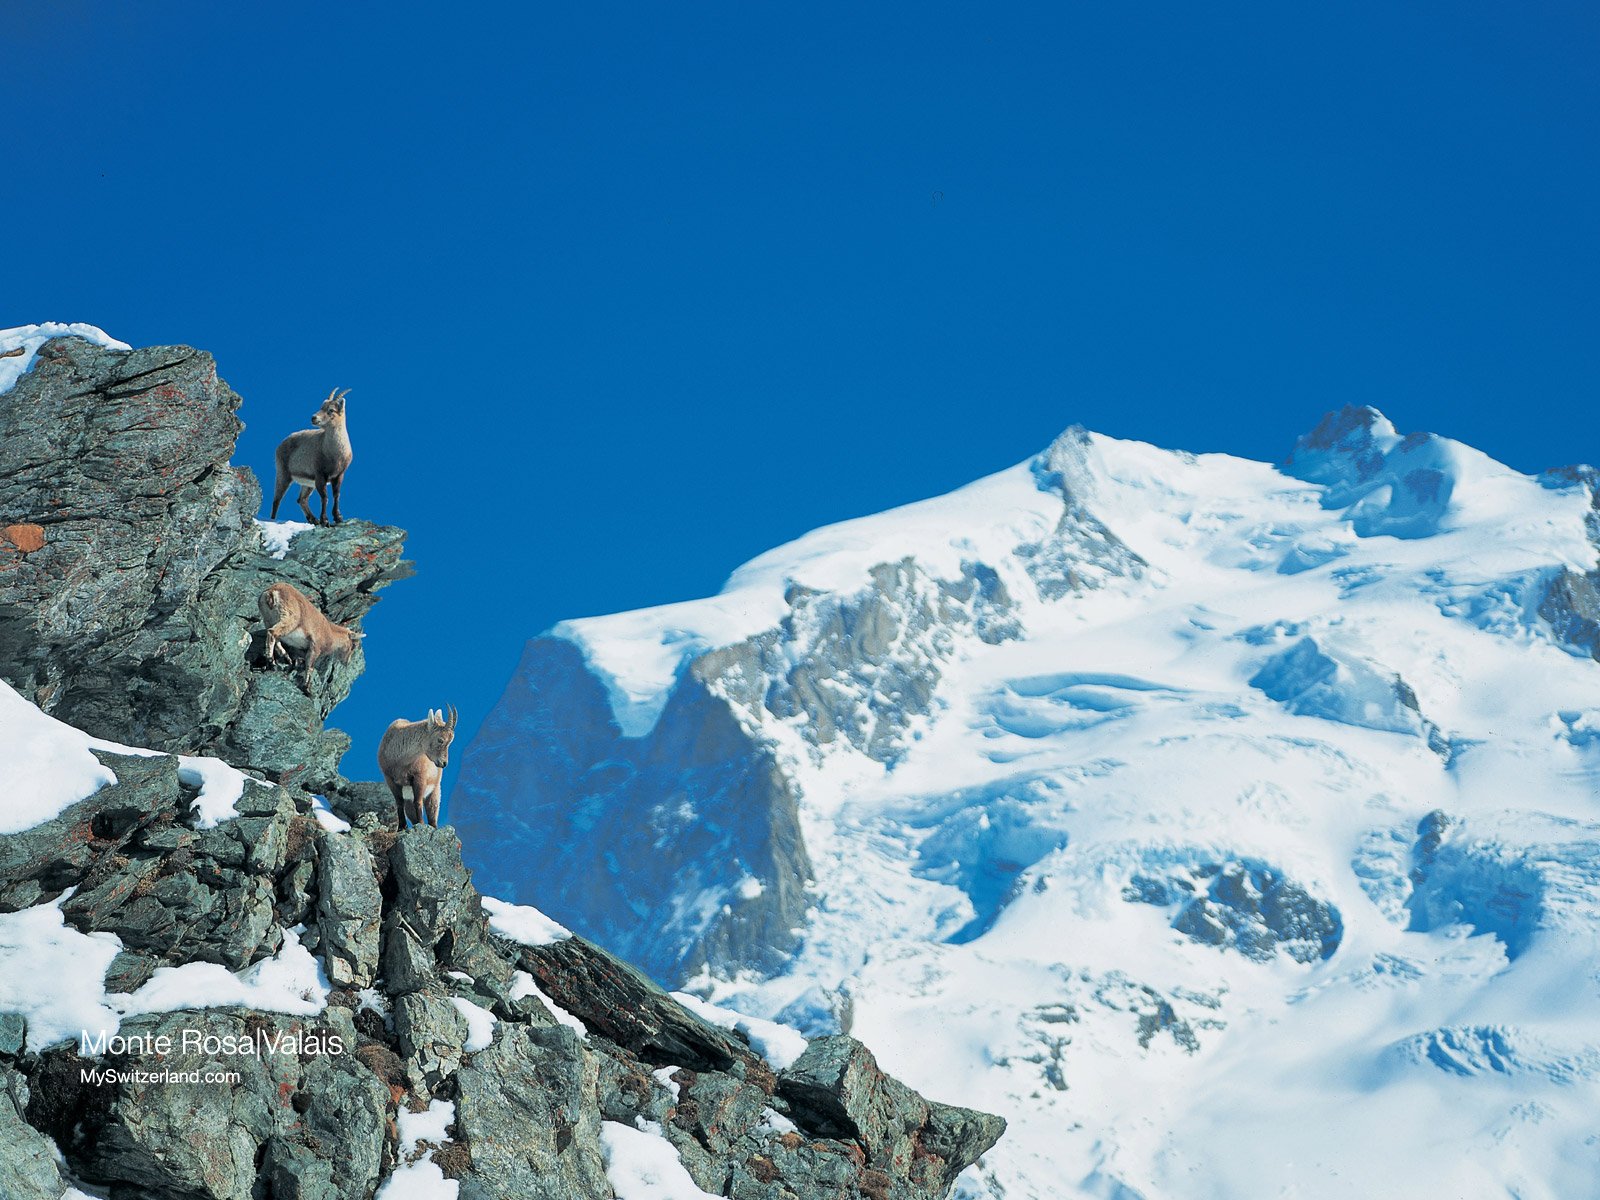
<box><xmin>0</xmin><ymin>330</ymin><xmax>1003</xmax><ymax>1200</ymax></box>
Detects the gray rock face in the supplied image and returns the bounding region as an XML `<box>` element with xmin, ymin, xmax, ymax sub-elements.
<box><xmin>390</xmin><ymin>824</ymin><xmax>482</xmax><ymax>946</ymax></box>
<box><xmin>1531</xmin><ymin>469</ymin><xmax>1600</xmax><ymax>670</ymax></box>
<box><xmin>0</xmin><ymin>1066</ymin><xmax>66</xmax><ymax>1200</ymax></box>
<box><xmin>778</xmin><ymin>1035</ymin><xmax>1009</xmax><ymax>1199</ymax></box>
<box><xmin>0</xmin><ymin>334</ymin><xmax>410</xmax><ymax>792</ymax></box>
<box><xmin>513</xmin><ymin>930</ymin><xmax>756</xmax><ymax>1073</ymax></box>
<box><xmin>64</xmin><ymin>776</ymin><xmax>298</xmax><ymax>971</ymax></box>
<box><xmin>755</xmin><ymin>556</ymin><xmax>1022</xmax><ymax>763</ymax></box>
<box><xmin>317</xmin><ymin>830</ymin><xmax>382</xmax><ymax>987</ymax></box>
<box><xmin>0</xmin><ymin>745</ymin><xmax>316</xmax><ymax>978</ymax></box>
<box><xmin>453</xmin><ymin>1023</ymin><xmax>611</xmax><ymax>1200</ymax></box>
<box><xmin>1024</xmin><ymin>425</ymin><xmax>1148</xmax><ymax>598</ymax></box>
<box><xmin>0</xmin><ymin>749</ymin><xmax>176</xmax><ymax>915</ymax></box>
<box><xmin>1125</xmin><ymin>859</ymin><xmax>1343</xmax><ymax>963</ymax></box>
<box><xmin>1281</xmin><ymin>404</ymin><xmax>1397</xmax><ymax>490</ymax></box>
<box><xmin>1540</xmin><ymin>567</ymin><xmax>1600</xmax><ymax>660</ymax></box>
<box><xmin>396</xmin><ymin>989</ymin><xmax>470</xmax><ymax>1094</ymax></box>
<box><xmin>383</xmin><ymin>920</ymin><xmax>436</xmax><ymax>995</ymax></box>
<box><xmin>28</xmin><ymin>1009</ymin><xmax>384</xmax><ymax>1200</ymax></box>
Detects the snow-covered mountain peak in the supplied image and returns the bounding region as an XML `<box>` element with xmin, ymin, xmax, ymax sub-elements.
<box><xmin>1282</xmin><ymin>402</ymin><xmax>1402</xmax><ymax>483</ymax></box>
<box><xmin>459</xmin><ymin>410</ymin><xmax>1600</xmax><ymax>1199</ymax></box>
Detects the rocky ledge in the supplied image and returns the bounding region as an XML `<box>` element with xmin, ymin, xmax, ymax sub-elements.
<box><xmin>0</xmin><ymin>334</ymin><xmax>410</xmax><ymax>791</ymax></box>
<box><xmin>0</xmin><ymin>333</ymin><xmax>1004</xmax><ymax>1199</ymax></box>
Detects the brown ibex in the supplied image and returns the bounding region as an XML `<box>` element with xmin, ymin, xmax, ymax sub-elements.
<box><xmin>270</xmin><ymin>388</ymin><xmax>353</xmax><ymax>526</ymax></box>
<box><xmin>378</xmin><ymin>706</ymin><xmax>458</xmax><ymax>829</ymax></box>
<box><xmin>257</xmin><ymin>582</ymin><xmax>362</xmax><ymax>689</ymax></box>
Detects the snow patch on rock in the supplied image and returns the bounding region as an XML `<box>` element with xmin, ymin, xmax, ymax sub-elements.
<box><xmin>0</xmin><ymin>323</ymin><xmax>129</xmax><ymax>396</ymax></box>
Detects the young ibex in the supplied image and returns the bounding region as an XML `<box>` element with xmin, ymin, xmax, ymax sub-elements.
<box><xmin>379</xmin><ymin>706</ymin><xmax>458</xmax><ymax>829</ymax></box>
<box><xmin>257</xmin><ymin>582</ymin><xmax>362</xmax><ymax>688</ymax></box>
<box><xmin>270</xmin><ymin>388</ymin><xmax>353</xmax><ymax>526</ymax></box>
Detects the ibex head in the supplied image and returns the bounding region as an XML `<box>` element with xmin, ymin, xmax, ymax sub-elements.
<box><xmin>425</xmin><ymin>705</ymin><xmax>458</xmax><ymax>767</ymax></box>
<box><xmin>311</xmin><ymin>388</ymin><xmax>350</xmax><ymax>429</ymax></box>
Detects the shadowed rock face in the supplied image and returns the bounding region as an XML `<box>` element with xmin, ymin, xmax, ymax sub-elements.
<box><xmin>0</xmin><ymin>333</ymin><xmax>1003</xmax><ymax>1199</ymax></box>
<box><xmin>1124</xmin><ymin>858</ymin><xmax>1343</xmax><ymax>965</ymax></box>
<box><xmin>452</xmin><ymin>570</ymin><xmax>971</xmax><ymax>986</ymax></box>
<box><xmin>456</xmin><ymin>636</ymin><xmax>815</xmax><ymax>985</ymax></box>
<box><xmin>0</xmin><ymin>335</ymin><xmax>410</xmax><ymax>791</ymax></box>
<box><xmin>1533</xmin><ymin>469</ymin><xmax>1600</xmax><ymax>667</ymax></box>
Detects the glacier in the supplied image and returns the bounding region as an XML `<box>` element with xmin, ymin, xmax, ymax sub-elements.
<box><xmin>456</xmin><ymin>406</ymin><xmax>1600</xmax><ymax>1199</ymax></box>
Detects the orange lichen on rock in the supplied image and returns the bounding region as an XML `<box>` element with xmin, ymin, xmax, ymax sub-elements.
<box><xmin>3</xmin><ymin>524</ymin><xmax>45</xmax><ymax>553</ymax></box>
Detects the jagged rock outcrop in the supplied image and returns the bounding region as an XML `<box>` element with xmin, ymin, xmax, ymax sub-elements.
<box><xmin>8</xmin><ymin>812</ymin><xmax>1003</xmax><ymax>1200</ymax></box>
<box><xmin>0</xmin><ymin>334</ymin><xmax>410</xmax><ymax>792</ymax></box>
<box><xmin>779</xmin><ymin>1036</ymin><xmax>1009</xmax><ymax>1198</ymax></box>
<box><xmin>0</xmin><ymin>331</ymin><xmax>1003</xmax><ymax>1199</ymax></box>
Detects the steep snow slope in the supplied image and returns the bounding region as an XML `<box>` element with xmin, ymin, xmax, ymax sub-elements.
<box><xmin>458</xmin><ymin>408</ymin><xmax>1600</xmax><ymax>1198</ymax></box>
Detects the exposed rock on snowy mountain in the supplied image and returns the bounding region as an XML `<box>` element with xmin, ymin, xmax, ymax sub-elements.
<box><xmin>458</xmin><ymin>404</ymin><xmax>1600</xmax><ymax>1198</ymax></box>
<box><xmin>0</xmin><ymin>328</ymin><xmax>1000</xmax><ymax>1200</ymax></box>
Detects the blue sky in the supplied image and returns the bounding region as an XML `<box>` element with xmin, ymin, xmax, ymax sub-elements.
<box><xmin>7</xmin><ymin>3</ymin><xmax>1597</xmax><ymax>794</ymax></box>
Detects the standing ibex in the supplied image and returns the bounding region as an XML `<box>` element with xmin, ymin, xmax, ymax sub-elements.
<box><xmin>258</xmin><ymin>582</ymin><xmax>362</xmax><ymax>689</ymax></box>
<box><xmin>271</xmin><ymin>388</ymin><xmax>353</xmax><ymax>526</ymax></box>
<box><xmin>379</xmin><ymin>706</ymin><xmax>458</xmax><ymax>829</ymax></box>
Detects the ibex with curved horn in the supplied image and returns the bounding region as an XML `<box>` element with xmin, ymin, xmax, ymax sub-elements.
<box><xmin>378</xmin><ymin>705</ymin><xmax>458</xmax><ymax>829</ymax></box>
<box><xmin>270</xmin><ymin>388</ymin><xmax>353</xmax><ymax>526</ymax></box>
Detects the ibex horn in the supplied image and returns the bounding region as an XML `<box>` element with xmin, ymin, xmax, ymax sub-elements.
<box><xmin>325</xmin><ymin>388</ymin><xmax>341</xmax><ymax>404</ymax></box>
<box><xmin>446</xmin><ymin>704</ymin><xmax>458</xmax><ymax>730</ymax></box>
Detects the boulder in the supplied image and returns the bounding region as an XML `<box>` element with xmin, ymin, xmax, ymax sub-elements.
<box><xmin>316</xmin><ymin>827</ymin><xmax>382</xmax><ymax>987</ymax></box>
<box><xmin>780</xmin><ymin>1035</ymin><xmax>1006</xmax><ymax>1197</ymax></box>
<box><xmin>27</xmin><ymin>1009</ymin><xmax>384</xmax><ymax>1200</ymax></box>
<box><xmin>453</xmin><ymin>1023</ymin><xmax>611</xmax><ymax>1200</ymax></box>
<box><xmin>395</xmin><ymin>989</ymin><xmax>470</xmax><ymax>1094</ymax></box>
<box><xmin>515</xmin><ymin>933</ymin><xmax>754</xmax><ymax>1073</ymax></box>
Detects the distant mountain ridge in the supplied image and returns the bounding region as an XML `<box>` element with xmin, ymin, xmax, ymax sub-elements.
<box><xmin>458</xmin><ymin>406</ymin><xmax>1600</xmax><ymax>1198</ymax></box>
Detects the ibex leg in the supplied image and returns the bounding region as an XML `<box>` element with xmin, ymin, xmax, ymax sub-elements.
<box><xmin>388</xmin><ymin>781</ymin><xmax>410</xmax><ymax>830</ymax></box>
<box><xmin>299</xmin><ymin>644</ymin><xmax>322</xmax><ymax>691</ymax></box>
<box><xmin>270</xmin><ymin>470</ymin><xmax>290</xmax><ymax>520</ymax></box>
